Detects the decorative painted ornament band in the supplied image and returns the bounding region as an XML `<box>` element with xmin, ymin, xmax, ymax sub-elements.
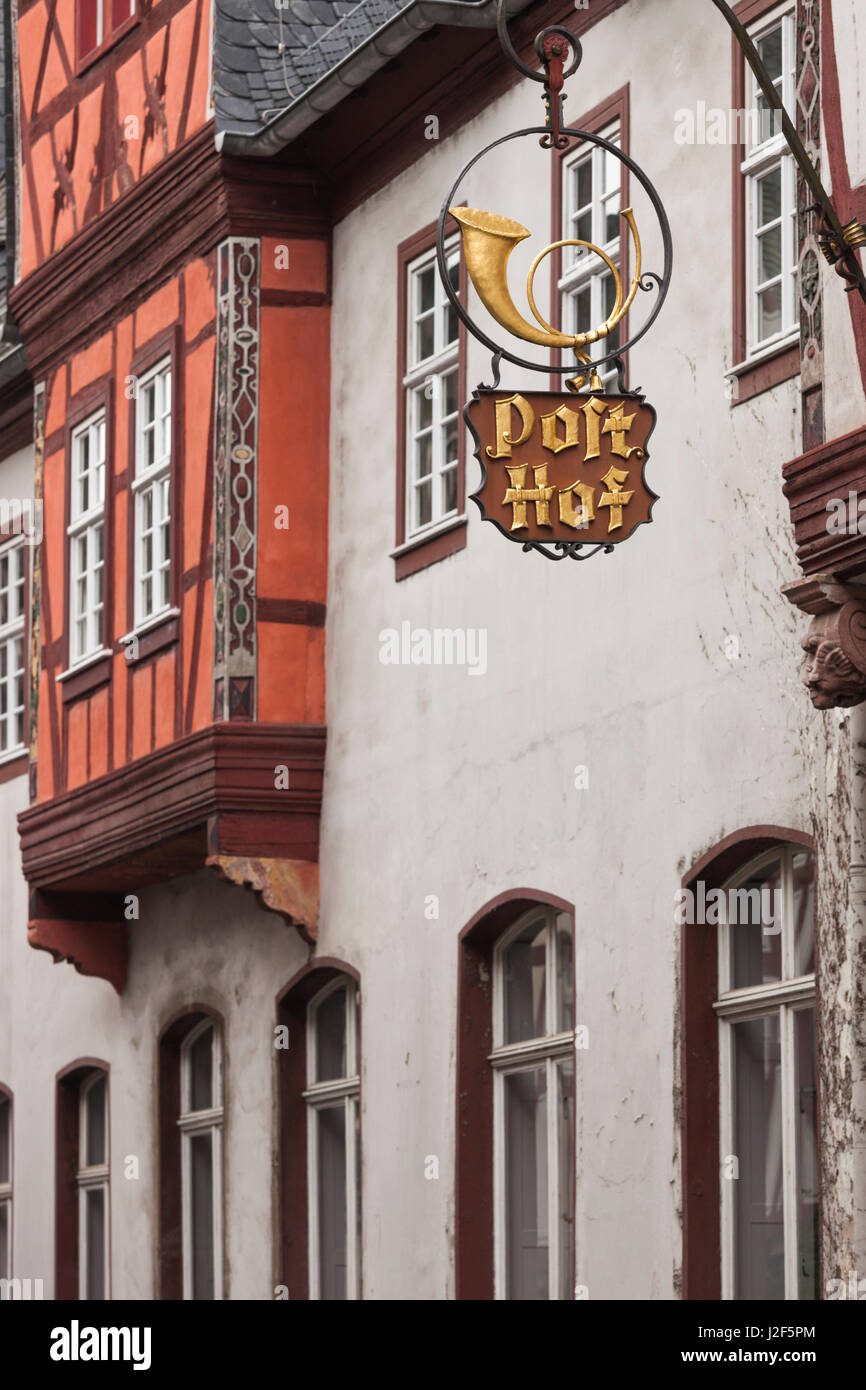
<box><xmin>213</xmin><ymin>237</ymin><xmax>260</xmax><ymax>721</ymax></box>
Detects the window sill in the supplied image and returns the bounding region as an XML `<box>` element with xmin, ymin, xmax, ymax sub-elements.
<box><xmin>0</xmin><ymin>747</ymin><xmax>27</xmax><ymax>784</ymax></box>
<box><xmin>392</xmin><ymin>516</ymin><xmax>467</xmax><ymax>581</ymax></box>
<box><xmin>119</xmin><ymin>608</ymin><xmax>180</xmax><ymax>662</ymax></box>
<box><xmin>57</xmin><ymin>649</ymin><xmax>113</xmax><ymax>704</ymax></box>
<box><xmin>727</xmin><ymin>337</ymin><xmax>800</xmax><ymax>406</ymax></box>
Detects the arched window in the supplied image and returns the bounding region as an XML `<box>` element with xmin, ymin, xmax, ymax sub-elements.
<box><xmin>0</xmin><ymin>1088</ymin><xmax>11</xmax><ymax>1280</ymax></box>
<box><xmin>77</xmin><ymin>1071</ymin><xmax>109</xmax><ymax>1300</ymax></box>
<box><xmin>179</xmin><ymin>1019</ymin><xmax>224</xmax><ymax>1300</ymax></box>
<box><xmin>715</xmin><ymin>846</ymin><xmax>816</xmax><ymax>1300</ymax></box>
<box><xmin>55</xmin><ymin>1061</ymin><xmax>110</xmax><ymax>1299</ymax></box>
<box><xmin>456</xmin><ymin>891</ymin><xmax>575</xmax><ymax>1301</ymax></box>
<box><xmin>306</xmin><ymin>979</ymin><xmax>360</xmax><ymax>1300</ymax></box>
<box><xmin>159</xmin><ymin>1011</ymin><xmax>224</xmax><ymax>1299</ymax></box>
<box><xmin>277</xmin><ymin>963</ymin><xmax>361</xmax><ymax>1300</ymax></box>
<box><xmin>681</xmin><ymin>829</ymin><xmax>816</xmax><ymax>1301</ymax></box>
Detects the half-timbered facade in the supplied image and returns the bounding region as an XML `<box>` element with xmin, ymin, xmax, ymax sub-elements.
<box><xmin>0</xmin><ymin>0</ymin><xmax>865</xmax><ymax>1302</ymax></box>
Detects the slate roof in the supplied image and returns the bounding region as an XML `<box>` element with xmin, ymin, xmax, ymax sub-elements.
<box><xmin>213</xmin><ymin>0</ymin><xmax>415</xmax><ymax>138</ymax></box>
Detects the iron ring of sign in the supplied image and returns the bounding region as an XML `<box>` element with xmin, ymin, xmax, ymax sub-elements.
<box><xmin>436</xmin><ymin>125</ymin><xmax>673</xmax><ymax>376</ymax></box>
<box><xmin>525</xmin><ymin>238</ymin><xmax>622</xmax><ymax>351</ymax></box>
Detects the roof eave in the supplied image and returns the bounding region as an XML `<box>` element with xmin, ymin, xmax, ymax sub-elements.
<box><xmin>214</xmin><ymin>0</ymin><xmax>534</xmax><ymax>158</ymax></box>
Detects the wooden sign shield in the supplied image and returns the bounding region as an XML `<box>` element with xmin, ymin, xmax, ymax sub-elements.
<box><xmin>465</xmin><ymin>388</ymin><xmax>658</xmax><ymax>557</ymax></box>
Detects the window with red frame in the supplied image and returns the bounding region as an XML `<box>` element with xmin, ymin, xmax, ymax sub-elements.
<box><xmin>78</xmin><ymin>0</ymin><xmax>135</xmax><ymax>63</ymax></box>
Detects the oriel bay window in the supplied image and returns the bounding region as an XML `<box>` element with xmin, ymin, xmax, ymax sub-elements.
<box><xmin>0</xmin><ymin>541</ymin><xmax>26</xmax><ymax>757</ymax></box>
<box><xmin>133</xmin><ymin>359</ymin><xmax>172</xmax><ymax>629</ymax></box>
<box><xmin>68</xmin><ymin>412</ymin><xmax>106</xmax><ymax>666</ymax></box>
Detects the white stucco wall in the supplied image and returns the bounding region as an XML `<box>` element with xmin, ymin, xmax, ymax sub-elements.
<box><xmin>323</xmin><ymin>0</ymin><xmax>847</xmax><ymax>1300</ymax></box>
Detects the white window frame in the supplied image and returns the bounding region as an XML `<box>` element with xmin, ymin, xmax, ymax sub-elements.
<box><xmin>403</xmin><ymin>240</ymin><xmax>461</xmax><ymax>541</ymax></box>
<box><xmin>179</xmin><ymin>1019</ymin><xmax>224</xmax><ymax>1301</ymax></box>
<box><xmin>715</xmin><ymin>845</ymin><xmax>816</xmax><ymax>1301</ymax></box>
<box><xmin>0</xmin><ymin>539</ymin><xmax>26</xmax><ymax>761</ymax></box>
<box><xmin>0</xmin><ymin>1094</ymin><xmax>11</xmax><ymax>1281</ymax></box>
<box><xmin>742</xmin><ymin>4</ymin><xmax>798</xmax><ymax>357</ymax></box>
<box><xmin>490</xmin><ymin>907</ymin><xmax>575</xmax><ymax>1301</ymax></box>
<box><xmin>133</xmin><ymin>358</ymin><xmax>172</xmax><ymax>631</ymax></box>
<box><xmin>68</xmin><ymin>411</ymin><xmax>106</xmax><ymax>667</ymax></box>
<box><xmin>304</xmin><ymin>978</ymin><xmax>360</xmax><ymax>1301</ymax></box>
<box><xmin>77</xmin><ymin>1071</ymin><xmax>109</xmax><ymax>1301</ymax></box>
<box><xmin>559</xmin><ymin>123</ymin><xmax>622</xmax><ymax>390</ymax></box>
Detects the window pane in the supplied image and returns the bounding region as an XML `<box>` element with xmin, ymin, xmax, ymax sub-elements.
<box><xmin>190</xmin><ymin>1132</ymin><xmax>215</xmax><ymax>1299</ymax></box>
<box><xmin>505</xmin><ymin>1066</ymin><xmax>548</xmax><ymax>1300</ymax></box>
<box><xmin>442</xmin><ymin>466</ymin><xmax>458</xmax><ymax>516</ymax></box>
<box><xmin>604</xmin><ymin>194</ymin><xmax>620</xmax><ymax>247</ymax></box>
<box><xmin>792</xmin><ymin>852</ymin><xmax>815</xmax><ymax>976</ymax></box>
<box><xmin>731</xmin><ymin>861</ymin><xmax>782</xmax><ymax>989</ymax></box>
<box><xmin>85</xmin><ymin>1075</ymin><xmax>106</xmax><ymax>1167</ymax></box>
<box><xmin>85</xmin><ymin>1187</ymin><xmax>106</xmax><ymax>1300</ymax></box>
<box><xmin>757</xmin><ymin>285</ymin><xmax>783</xmax><ymax>342</ymax></box>
<box><xmin>417</xmin><ymin>266</ymin><xmax>435</xmax><ymax>314</ymax></box>
<box><xmin>757</xmin><ymin>25</ymin><xmax>782</xmax><ymax>83</ymax></box>
<box><xmin>794</xmin><ymin>1008</ymin><xmax>818</xmax><ymax>1300</ymax></box>
<box><xmin>574</xmin><ymin>285</ymin><xmax>592</xmax><ymax>336</ymax></box>
<box><xmin>758</xmin><ymin>226</ymin><xmax>782</xmax><ymax>283</ymax></box>
<box><xmin>415</xmin><ymin>433</ymin><xmax>432</xmax><ymax>481</ymax></box>
<box><xmin>414</xmin><ymin>387</ymin><xmax>432</xmax><ymax>433</ymax></box>
<box><xmin>190</xmin><ymin>1026</ymin><xmax>213</xmax><ymax>1112</ymax></box>
<box><xmin>556</xmin><ymin>1059</ymin><xmax>575</xmax><ymax>1299</ymax></box>
<box><xmin>316</xmin><ymin>987</ymin><xmax>347</xmax><ymax>1083</ymax></box>
<box><xmin>442</xmin><ymin>416</ymin><xmax>458</xmax><ymax>468</ymax></box>
<box><xmin>0</xmin><ymin>1098</ymin><xmax>9</xmax><ymax>1184</ymax></box>
<box><xmin>732</xmin><ymin>1014</ymin><xmax>784</xmax><ymax>1299</ymax></box>
<box><xmin>416</xmin><ymin>315</ymin><xmax>434</xmax><ymax>363</ymax></box>
<box><xmin>575</xmin><ymin>209</ymin><xmax>592</xmax><ymax>246</ymax></box>
<box><xmin>442</xmin><ymin>369</ymin><xmax>458</xmax><ymax>419</ymax></box>
<box><xmin>556</xmin><ymin>914</ymin><xmax>574</xmax><ymax>1033</ymax></box>
<box><xmin>414</xmin><ymin>480</ymin><xmax>432</xmax><ymax>530</ymax></box>
<box><xmin>503</xmin><ymin>917</ymin><xmax>547</xmax><ymax>1044</ymax></box>
<box><xmin>317</xmin><ymin>1103</ymin><xmax>348</xmax><ymax>1300</ymax></box>
<box><xmin>757</xmin><ymin>168</ymin><xmax>782</xmax><ymax>227</ymax></box>
<box><xmin>574</xmin><ymin>159</ymin><xmax>591</xmax><ymax>212</ymax></box>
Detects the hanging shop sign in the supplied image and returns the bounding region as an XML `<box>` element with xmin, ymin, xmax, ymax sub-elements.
<box><xmin>436</xmin><ymin>3</ymin><xmax>672</xmax><ymax>563</ymax></box>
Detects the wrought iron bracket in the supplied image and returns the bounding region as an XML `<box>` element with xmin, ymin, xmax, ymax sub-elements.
<box><xmin>711</xmin><ymin>0</ymin><xmax>866</xmax><ymax>303</ymax></box>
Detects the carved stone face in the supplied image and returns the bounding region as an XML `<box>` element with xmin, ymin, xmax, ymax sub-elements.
<box><xmin>801</xmin><ymin>632</ymin><xmax>866</xmax><ymax>709</ymax></box>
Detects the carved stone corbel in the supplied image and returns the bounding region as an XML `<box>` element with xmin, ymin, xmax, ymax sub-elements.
<box><xmin>783</xmin><ymin>574</ymin><xmax>866</xmax><ymax>708</ymax></box>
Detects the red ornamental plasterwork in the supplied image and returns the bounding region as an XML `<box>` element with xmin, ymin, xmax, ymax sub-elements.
<box><xmin>213</xmin><ymin>237</ymin><xmax>260</xmax><ymax>721</ymax></box>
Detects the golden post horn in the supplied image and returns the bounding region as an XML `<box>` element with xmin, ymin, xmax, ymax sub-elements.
<box><xmin>449</xmin><ymin>207</ymin><xmax>576</xmax><ymax>349</ymax></box>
